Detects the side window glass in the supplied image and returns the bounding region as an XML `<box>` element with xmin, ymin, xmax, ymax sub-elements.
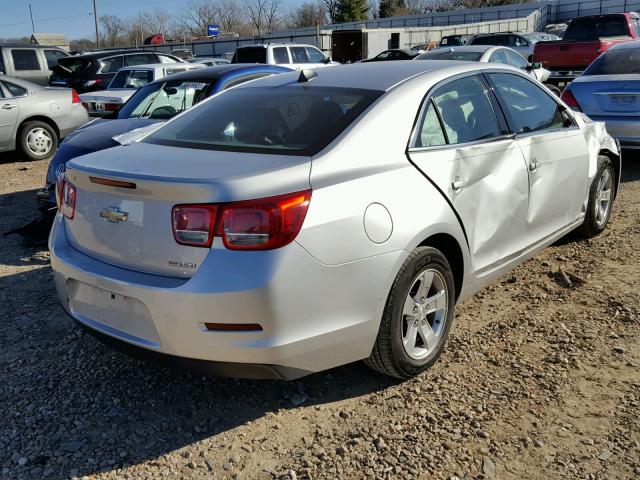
<box><xmin>290</xmin><ymin>47</ymin><xmax>310</xmax><ymax>63</ymax></box>
<box><xmin>125</xmin><ymin>54</ymin><xmax>157</xmax><ymax>67</ymax></box>
<box><xmin>3</xmin><ymin>81</ymin><xmax>27</xmax><ymax>97</ymax></box>
<box><xmin>158</xmin><ymin>55</ymin><xmax>179</xmax><ymax>64</ymax></box>
<box><xmin>505</xmin><ymin>50</ymin><xmax>528</xmax><ymax>69</ymax></box>
<box><xmin>431</xmin><ymin>76</ymin><xmax>501</xmax><ymax>145</ymax></box>
<box><xmin>414</xmin><ymin>100</ymin><xmax>446</xmax><ymax>148</ymax></box>
<box><xmin>306</xmin><ymin>47</ymin><xmax>326</xmax><ymax>63</ymax></box>
<box><xmin>273</xmin><ymin>47</ymin><xmax>290</xmax><ymax>64</ymax></box>
<box><xmin>489</xmin><ymin>73</ymin><xmax>565</xmax><ymax>133</ymax></box>
<box><xmin>101</xmin><ymin>56</ymin><xmax>124</xmax><ymax>73</ymax></box>
<box><xmin>44</xmin><ymin>50</ymin><xmax>67</xmax><ymax>69</ymax></box>
<box><xmin>11</xmin><ymin>50</ymin><xmax>40</xmax><ymax>70</ymax></box>
<box><xmin>489</xmin><ymin>50</ymin><xmax>508</xmax><ymax>64</ymax></box>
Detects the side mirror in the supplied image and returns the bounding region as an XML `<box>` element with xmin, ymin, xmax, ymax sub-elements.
<box><xmin>560</xmin><ymin>107</ymin><xmax>575</xmax><ymax>128</ymax></box>
<box><xmin>527</xmin><ymin>61</ymin><xmax>541</xmax><ymax>71</ymax></box>
<box><xmin>323</xmin><ymin>57</ymin><xmax>332</xmax><ymax>64</ymax></box>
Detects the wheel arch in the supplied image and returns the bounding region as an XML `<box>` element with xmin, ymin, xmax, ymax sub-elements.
<box><xmin>418</xmin><ymin>233</ymin><xmax>464</xmax><ymax>301</ymax></box>
<box><xmin>17</xmin><ymin>115</ymin><xmax>61</xmax><ymax>141</ymax></box>
<box><xmin>598</xmin><ymin>148</ymin><xmax>621</xmax><ymax>198</ymax></box>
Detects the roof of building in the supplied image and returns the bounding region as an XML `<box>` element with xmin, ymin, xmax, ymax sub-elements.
<box><xmin>30</xmin><ymin>33</ymin><xmax>69</xmax><ymax>47</ymax></box>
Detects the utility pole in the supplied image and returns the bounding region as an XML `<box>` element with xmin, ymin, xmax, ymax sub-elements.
<box><xmin>139</xmin><ymin>11</ymin><xmax>143</xmax><ymax>47</ymax></box>
<box><xmin>93</xmin><ymin>0</ymin><xmax>100</xmax><ymax>49</ymax></box>
<box><xmin>29</xmin><ymin>4</ymin><xmax>35</xmax><ymax>33</ymax></box>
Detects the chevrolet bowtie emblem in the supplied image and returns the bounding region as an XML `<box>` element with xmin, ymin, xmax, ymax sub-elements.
<box><xmin>100</xmin><ymin>207</ymin><xmax>129</xmax><ymax>223</ymax></box>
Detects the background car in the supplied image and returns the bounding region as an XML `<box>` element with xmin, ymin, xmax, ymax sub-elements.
<box><xmin>440</xmin><ymin>34</ymin><xmax>473</xmax><ymax>47</ymax></box>
<box><xmin>410</xmin><ymin>42</ymin><xmax>438</xmax><ymax>53</ymax></box>
<box><xmin>49</xmin><ymin>62</ymin><xmax>618</xmax><ymax>381</ymax></box>
<box><xmin>417</xmin><ymin>45</ymin><xmax>555</xmax><ymax>92</ymax></box>
<box><xmin>79</xmin><ymin>62</ymin><xmax>205</xmax><ymax>117</ymax></box>
<box><xmin>0</xmin><ymin>45</ymin><xmax>68</xmax><ymax>85</ymax></box>
<box><xmin>49</xmin><ymin>49</ymin><xmax>184</xmax><ymax>93</ymax></box>
<box><xmin>231</xmin><ymin>44</ymin><xmax>334</xmax><ymax>69</ymax></box>
<box><xmin>362</xmin><ymin>49</ymin><xmax>421</xmax><ymax>62</ymax></box>
<box><xmin>468</xmin><ymin>32</ymin><xmax>537</xmax><ymax>61</ymax></box>
<box><xmin>37</xmin><ymin>64</ymin><xmax>290</xmax><ymax>212</ymax></box>
<box><xmin>560</xmin><ymin>41</ymin><xmax>640</xmax><ymax>148</ymax></box>
<box><xmin>0</xmin><ymin>76</ymin><xmax>87</xmax><ymax>161</ymax></box>
<box><xmin>189</xmin><ymin>57</ymin><xmax>230</xmax><ymax>66</ymax></box>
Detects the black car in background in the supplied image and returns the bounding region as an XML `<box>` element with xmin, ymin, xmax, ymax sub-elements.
<box><xmin>361</xmin><ymin>49</ymin><xmax>421</xmax><ymax>62</ymax></box>
<box><xmin>48</xmin><ymin>49</ymin><xmax>184</xmax><ymax>93</ymax></box>
<box><xmin>440</xmin><ymin>35</ymin><xmax>473</xmax><ymax>47</ymax></box>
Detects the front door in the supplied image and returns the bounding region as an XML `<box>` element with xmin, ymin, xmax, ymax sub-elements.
<box><xmin>0</xmin><ymin>83</ymin><xmax>19</xmax><ymax>147</ymax></box>
<box><xmin>487</xmin><ymin>72</ymin><xmax>590</xmax><ymax>240</ymax></box>
<box><xmin>407</xmin><ymin>74</ymin><xmax>531</xmax><ymax>274</ymax></box>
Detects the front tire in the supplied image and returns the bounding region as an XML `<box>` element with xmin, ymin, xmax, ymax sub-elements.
<box><xmin>576</xmin><ymin>155</ymin><xmax>615</xmax><ymax>238</ymax></box>
<box><xmin>19</xmin><ymin>121</ymin><xmax>58</xmax><ymax>161</ymax></box>
<box><xmin>366</xmin><ymin>247</ymin><xmax>456</xmax><ymax>379</ymax></box>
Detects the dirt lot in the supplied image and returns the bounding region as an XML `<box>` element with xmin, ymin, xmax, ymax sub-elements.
<box><xmin>1</xmin><ymin>152</ymin><xmax>639</xmax><ymax>480</ymax></box>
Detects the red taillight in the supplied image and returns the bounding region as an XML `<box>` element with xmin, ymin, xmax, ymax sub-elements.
<box><xmin>560</xmin><ymin>88</ymin><xmax>581</xmax><ymax>112</ymax></box>
<box><xmin>56</xmin><ymin>174</ymin><xmax>76</xmax><ymax>219</ymax></box>
<box><xmin>171</xmin><ymin>205</ymin><xmax>217</xmax><ymax>247</ymax></box>
<box><xmin>171</xmin><ymin>190</ymin><xmax>312</xmax><ymax>250</ymax></box>
<box><xmin>104</xmin><ymin>103</ymin><xmax>121</xmax><ymax>112</ymax></box>
<box><xmin>71</xmin><ymin>89</ymin><xmax>81</xmax><ymax>104</ymax></box>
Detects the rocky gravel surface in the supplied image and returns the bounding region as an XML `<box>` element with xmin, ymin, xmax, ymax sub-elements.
<box><xmin>1</xmin><ymin>154</ymin><xmax>639</xmax><ymax>480</ymax></box>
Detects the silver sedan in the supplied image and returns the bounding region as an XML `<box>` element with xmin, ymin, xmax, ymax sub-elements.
<box><xmin>49</xmin><ymin>62</ymin><xmax>619</xmax><ymax>380</ymax></box>
<box><xmin>0</xmin><ymin>76</ymin><xmax>88</xmax><ymax>160</ymax></box>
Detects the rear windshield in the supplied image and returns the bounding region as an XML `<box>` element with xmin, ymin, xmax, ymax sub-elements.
<box><xmin>58</xmin><ymin>57</ymin><xmax>90</xmax><ymax>73</ymax></box>
<box><xmin>232</xmin><ymin>47</ymin><xmax>267</xmax><ymax>64</ymax></box>
<box><xmin>584</xmin><ymin>48</ymin><xmax>640</xmax><ymax>75</ymax></box>
<box><xmin>117</xmin><ymin>79</ymin><xmax>213</xmax><ymax>120</ymax></box>
<box><xmin>418</xmin><ymin>51</ymin><xmax>482</xmax><ymax>61</ymax></box>
<box><xmin>109</xmin><ymin>69</ymin><xmax>154</xmax><ymax>89</ymax></box>
<box><xmin>144</xmin><ymin>86</ymin><xmax>383</xmax><ymax>156</ymax></box>
<box><xmin>564</xmin><ymin>16</ymin><xmax>630</xmax><ymax>40</ymax></box>
<box><xmin>470</xmin><ymin>35</ymin><xmax>507</xmax><ymax>46</ymax></box>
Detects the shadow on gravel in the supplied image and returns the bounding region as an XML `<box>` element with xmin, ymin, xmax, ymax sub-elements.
<box><xmin>1</xmin><ymin>266</ymin><xmax>397</xmax><ymax>480</ymax></box>
<box><xmin>0</xmin><ymin>151</ymin><xmax>27</xmax><ymax>166</ymax></box>
<box><xmin>621</xmin><ymin>150</ymin><xmax>640</xmax><ymax>183</ymax></box>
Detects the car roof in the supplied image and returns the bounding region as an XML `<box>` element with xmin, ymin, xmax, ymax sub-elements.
<box><xmin>608</xmin><ymin>40</ymin><xmax>640</xmax><ymax>51</ymax></box>
<box><xmin>144</xmin><ymin>63</ymin><xmax>291</xmax><ymax>84</ymax></box>
<box><xmin>427</xmin><ymin>45</ymin><xmax>495</xmax><ymax>54</ymax></box>
<box><xmin>117</xmin><ymin>63</ymin><xmax>200</xmax><ymax>71</ymax></box>
<box><xmin>235</xmin><ymin>61</ymin><xmax>487</xmax><ymax>91</ymax></box>
<box><xmin>236</xmin><ymin>43</ymin><xmax>316</xmax><ymax>48</ymax></box>
<box><xmin>0</xmin><ymin>44</ymin><xmax>66</xmax><ymax>50</ymax></box>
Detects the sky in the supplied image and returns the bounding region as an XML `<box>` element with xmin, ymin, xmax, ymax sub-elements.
<box><xmin>1</xmin><ymin>0</ymin><xmax>293</xmax><ymax>40</ymax></box>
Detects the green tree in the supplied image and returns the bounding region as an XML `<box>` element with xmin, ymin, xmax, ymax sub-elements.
<box><xmin>378</xmin><ymin>0</ymin><xmax>407</xmax><ymax>18</ymax></box>
<box><xmin>335</xmin><ymin>0</ymin><xmax>369</xmax><ymax>22</ymax></box>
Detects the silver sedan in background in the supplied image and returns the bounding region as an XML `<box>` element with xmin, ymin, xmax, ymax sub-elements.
<box><xmin>0</xmin><ymin>76</ymin><xmax>88</xmax><ymax>160</ymax></box>
<box><xmin>50</xmin><ymin>62</ymin><xmax>619</xmax><ymax>380</ymax></box>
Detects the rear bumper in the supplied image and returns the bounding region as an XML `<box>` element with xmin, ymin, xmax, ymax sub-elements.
<box><xmin>49</xmin><ymin>214</ymin><xmax>402</xmax><ymax>379</ymax></box>
<box><xmin>590</xmin><ymin>116</ymin><xmax>640</xmax><ymax>147</ymax></box>
<box><xmin>58</xmin><ymin>105</ymin><xmax>90</xmax><ymax>139</ymax></box>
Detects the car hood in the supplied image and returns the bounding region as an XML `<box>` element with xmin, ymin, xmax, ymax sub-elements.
<box><xmin>46</xmin><ymin>118</ymin><xmax>162</xmax><ymax>186</ymax></box>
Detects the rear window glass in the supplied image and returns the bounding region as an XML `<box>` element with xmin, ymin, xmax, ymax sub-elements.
<box><xmin>144</xmin><ymin>86</ymin><xmax>382</xmax><ymax>156</ymax></box>
<box><xmin>117</xmin><ymin>79</ymin><xmax>213</xmax><ymax>120</ymax></box>
<box><xmin>109</xmin><ymin>69</ymin><xmax>154</xmax><ymax>88</ymax></box>
<box><xmin>584</xmin><ymin>48</ymin><xmax>640</xmax><ymax>75</ymax></box>
<box><xmin>58</xmin><ymin>57</ymin><xmax>89</xmax><ymax>73</ymax></box>
<box><xmin>233</xmin><ymin>48</ymin><xmax>267</xmax><ymax>63</ymax></box>
<box><xmin>564</xmin><ymin>16</ymin><xmax>630</xmax><ymax>40</ymax></box>
<box><xmin>419</xmin><ymin>51</ymin><xmax>482</xmax><ymax>61</ymax></box>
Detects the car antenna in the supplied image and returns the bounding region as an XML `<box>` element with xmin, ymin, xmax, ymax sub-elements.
<box><xmin>298</xmin><ymin>69</ymin><xmax>317</xmax><ymax>83</ymax></box>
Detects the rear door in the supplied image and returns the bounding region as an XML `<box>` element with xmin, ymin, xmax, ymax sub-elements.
<box><xmin>407</xmin><ymin>74</ymin><xmax>531</xmax><ymax>273</ymax></box>
<box><xmin>487</xmin><ymin>71</ymin><xmax>590</xmax><ymax>240</ymax></box>
<box><xmin>0</xmin><ymin>82</ymin><xmax>19</xmax><ymax>147</ymax></box>
<box><xmin>8</xmin><ymin>48</ymin><xmax>46</xmax><ymax>84</ymax></box>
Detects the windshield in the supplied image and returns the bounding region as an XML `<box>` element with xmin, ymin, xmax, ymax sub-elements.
<box><xmin>232</xmin><ymin>47</ymin><xmax>267</xmax><ymax>63</ymax></box>
<box><xmin>418</xmin><ymin>51</ymin><xmax>482</xmax><ymax>61</ymax></box>
<box><xmin>584</xmin><ymin>48</ymin><xmax>640</xmax><ymax>74</ymax></box>
<box><xmin>143</xmin><ymin>86</ymin><xmax>383</xmax><ymax>156</ymax></box>
<box><xmin>564</xmin><ymin>16</ymin><xmax>629</xmax><ymax>40</ymax></box>
<box><xmin>117</xmin><ymin>79</ymin><xmax>212</xmax><ymax>120</ymax></box>
<box><xmin>109</xmin><ymin>69</ymin><xmax>154</xmax><ymax>89</ymax></box>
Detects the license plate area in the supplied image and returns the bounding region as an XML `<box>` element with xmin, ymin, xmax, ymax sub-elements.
<box><xmin>68</xmin><ymin>279</ymin><xmax>161</xmax><ymax>346</ymax></box>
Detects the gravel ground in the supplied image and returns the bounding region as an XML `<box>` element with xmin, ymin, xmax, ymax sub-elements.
<box><xmin>1</xmin><ymin>152</ymin><xmax>639</xmax><ymax>480</ymax></box>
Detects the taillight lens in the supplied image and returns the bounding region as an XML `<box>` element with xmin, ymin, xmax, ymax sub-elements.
<box><xmin>171</xmin><ymin>205</ymin><xmax>217</xmax><ymax>247</ymax></box>
<box><xmin>71</xmin><ymin>89</ymin><xmax>81</xmax><ymax>104</ymax></box>
<box><xmin>560</xmin><ymin>88</ymin><xmax>581</xmax><ymax>111</ymax></box>
<box><xmin>171</xmin><ymin>190</ymin><xmax>312</xmax><ymax>250</ymax></box>
<box><xmin>56</xmin><ymin>174</ymin><xmax>76</xmax><ymax>219</ymax></box>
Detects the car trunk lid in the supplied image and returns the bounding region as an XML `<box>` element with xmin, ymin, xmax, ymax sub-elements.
<box><xmin>63</xmin><ymin>142</ymin><xmax>311</xmax><ymax>278</ymax></box>
<box><xmin>572</xmin><ymin>75</ymin><xmax>640</xmax><ymax>115</ymax></box>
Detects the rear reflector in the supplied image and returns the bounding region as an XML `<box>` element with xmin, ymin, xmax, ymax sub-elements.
<box><xmin>89</xmin><ymin>176</ymin><xmax>137</xmax><ymax>189</ymax></box>
<box><xmin>204</xmin><ymin>323</ymin><xmax>263</xmax><ymax>332</ymax></box>
<box><xmin>560</xmin><ymin>88</ymin><xmax>581</xmax><ymax>111</ymax></box>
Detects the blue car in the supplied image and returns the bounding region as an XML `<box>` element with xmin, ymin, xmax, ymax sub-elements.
<box><xmin>560</xmin><ymin>41</ymin><xmax>640</xmax><ymax>149</ymax></box>
<box><xmin>37</xmin><ymin>64</ymin><xmax>290</xmax><ymax>212</ymax></box>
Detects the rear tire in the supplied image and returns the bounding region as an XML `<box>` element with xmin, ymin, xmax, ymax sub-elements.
<box><xmin>576</xmin><ymin>155</ymin><xmax>615</xmax><ymax>238</ymax></box>
<box><xmin>19</xmin><ymin>121</ymin><xmax>58</xmax><ymax>161</ymax></box>
<box><xmin>365</xmin><ymin>247</ymin><xmax>456</xmax><ymax>379</ymax></box>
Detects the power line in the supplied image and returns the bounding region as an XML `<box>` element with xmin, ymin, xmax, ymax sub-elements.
<box><xmin>0</xmin><ymin>12</ymin><xmax>93</xmax><ymax>29</ymax></box>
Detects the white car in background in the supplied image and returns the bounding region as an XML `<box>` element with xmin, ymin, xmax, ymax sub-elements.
<box><xmin>231</xmin><ymin>43</ymin><xmax>337</xmax><ymax>70</ymax></box>
<box><xmin>79</xmin><ymin>63</ymin><xmax>205</xmax><ymax>117</ymax></box>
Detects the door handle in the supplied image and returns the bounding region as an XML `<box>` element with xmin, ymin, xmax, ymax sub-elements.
<box><xmin>451</xmin><ymin>177</ymin><xmax>465</xmax><ymax>191</ymax></box>
<box><xmin>529</xmin><ymin>160</ymin><xmax>539</xmax><ymax>172</ymax></box>
<box><xmin>1</xmin><ymin>104</ymin><xmax>16</xmax><ymax>110</ymax></box>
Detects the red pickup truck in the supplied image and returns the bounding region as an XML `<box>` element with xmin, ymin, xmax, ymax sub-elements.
<box><xmin>533</xmin><ymin>13</ymin><xmax>640</xmax><ymax>85</ymax></box>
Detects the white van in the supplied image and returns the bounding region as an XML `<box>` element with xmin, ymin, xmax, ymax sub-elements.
<box><xmin>231</xmin><ymin>44</ymin><xmax>336</xmax><ymax>70</ymax></box>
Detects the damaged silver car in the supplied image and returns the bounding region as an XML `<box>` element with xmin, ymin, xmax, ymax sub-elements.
<box><xmin>49</xmin><ymin>62</ymin><xmax>620</xmax><ymax>380</ymax></box>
